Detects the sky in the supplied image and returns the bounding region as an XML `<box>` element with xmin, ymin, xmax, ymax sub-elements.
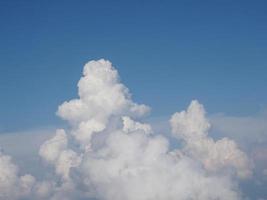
<box><xmin>0</xmin><ymin>1</ymin><xmax>267</xmax><ymax>200</ymax></box>
<box><xmin>0</xmin><ymin>0</ymin><xmax>267</xmax><ymax>131</ymax></box>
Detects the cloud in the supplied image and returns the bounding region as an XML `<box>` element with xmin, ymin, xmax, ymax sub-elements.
<box><xmin>0</xmin><ymin>59</ymin><xmax>255</xmax><ymax>199</ymax></box>
<box><xmin>122</xmin><ymin>116</ymin><xmax>152</xmax><ymax>134</ymax></box>
<box><xmin>210</xmin><ymin>112</ymin><xmax>267</xmax><ymax>186</ymax></box>
<box><xmin>57</xmin><ymin>59</ymin><xmax>150</xmax><ymax>126</ymax></box>
<box><xmin>170</xmin><ymin>100</ymin><xmax>252</xmax><ymax>179</ymax></box>
<box><xmin>0</xmin><ymin>128</ymin><xmax>55</xmax><ymax>178</ymax></box>
<box><xmin>39</xmin><ymin>129</ymin><xmax>81</xmax><ymax>180</ymax></box>
<box><xmin>0</xmin><ymin>151</ymin><xmax>35</xmax><ymax>200</ymax></box>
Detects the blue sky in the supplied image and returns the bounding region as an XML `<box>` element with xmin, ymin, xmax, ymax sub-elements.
<box><xmin>0</xmin><ymin>0</ymin><xmax>267</xmax><ymax>132</ymax></box>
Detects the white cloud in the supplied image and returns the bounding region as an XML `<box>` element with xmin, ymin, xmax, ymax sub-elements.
<box><xmin>57</xmin><ymin>59</ymin><xmax>150</xmax><ymax>125</ymax></box>
<box><xmin>170</xmin><ymin>100</ymin><xmax>252</xmax><ymax>179</ymax></box>
<box><xmin>0</xmin><ymin>151</ymin><xmax>35</xmax><ymax>200</ymax></box>
<box><xmin>76</xmin><ymin>130</ymin><xmax>240</xmax><ymax>200</ymax></box>
<box><xmin>0</xmin><ymin>59</ymin><xmax>255</xmax><ymax>200</ymax></box>
<box><xmin>39</xmin><ymin>129</ymin><xmax>81</xmax><ymax>180</ymax></box>
<box><xmin>210</xmin><ymin>112</ymin><xmax>267</xmax><ymax>179</ymax></box>
<box><xmin>122</xmin><ymin>116</ymin><xmax>152</xmax><ymax>134</ymax></box>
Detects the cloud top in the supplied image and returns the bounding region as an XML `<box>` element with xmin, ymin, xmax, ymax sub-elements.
<box><xmin>57</xmin><ymin>59</ymin><xmax>150</xmax><ymax>125</ymax></box>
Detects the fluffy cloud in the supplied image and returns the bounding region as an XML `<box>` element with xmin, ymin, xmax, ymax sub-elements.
<box><xmin>170</xmin><ymin>101</ymin><xmax>252</xmax><ymax>179</ymax></box>
<box><xmin>0</xmin><ymin>151</ymin><xmax>35</xmax><ymax>200</ymax></box>
<box><xmin>57</xmin><ymin>59</ymin><xmax>150</xmax><ymax>125</ymax></box>
<box><xmin>0</xmin><ymin>59</ymin><xmax>254</xmax><ymax>200</ymax></box>
<box><xmin>122</xmin><ymin>116</ymin><xmax>152</xmax><ymax>134</ymax></box>
<box><xmin>39</xmin><ymin>129</ymin><xmax>81</xmax><ymax>180</ymax></box>
<box><xmin>76</xmin><ymin>131</ymin><xmax>240</xmax><ymax>200</ymax></box>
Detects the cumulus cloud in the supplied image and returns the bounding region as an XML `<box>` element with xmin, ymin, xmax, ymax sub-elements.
<box><xmin>39</xmin><ymin>129</ymin><xmax>81</xmax><ymax>180</ymax></box>
<box><xmin>210</xmin><ymin>111</ymin><xmax>267</xmax><ymax>193</ymax></box>
<box><xmin>170</xmin><ymin>101</ymin><xmax>252</xmax><ymax>179</ymax></box>
<box><xmin>0</xmin><ymin>151</ymin><xmax>35</xmax><ymax>200</ymax></box>
<box><xmin>0</xmin><ymin>59</ymin><xmax>254</xmax><ymax>199</ymax></box>
<box><xmin>122</xmin><ymin>116</ymin><xmax>152</xmax><ymax>134</ymax></box>
<box><xmin>57</xmin><ymin>59</ymin><xmax>150</xmax><ymax>125</ymax></box>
